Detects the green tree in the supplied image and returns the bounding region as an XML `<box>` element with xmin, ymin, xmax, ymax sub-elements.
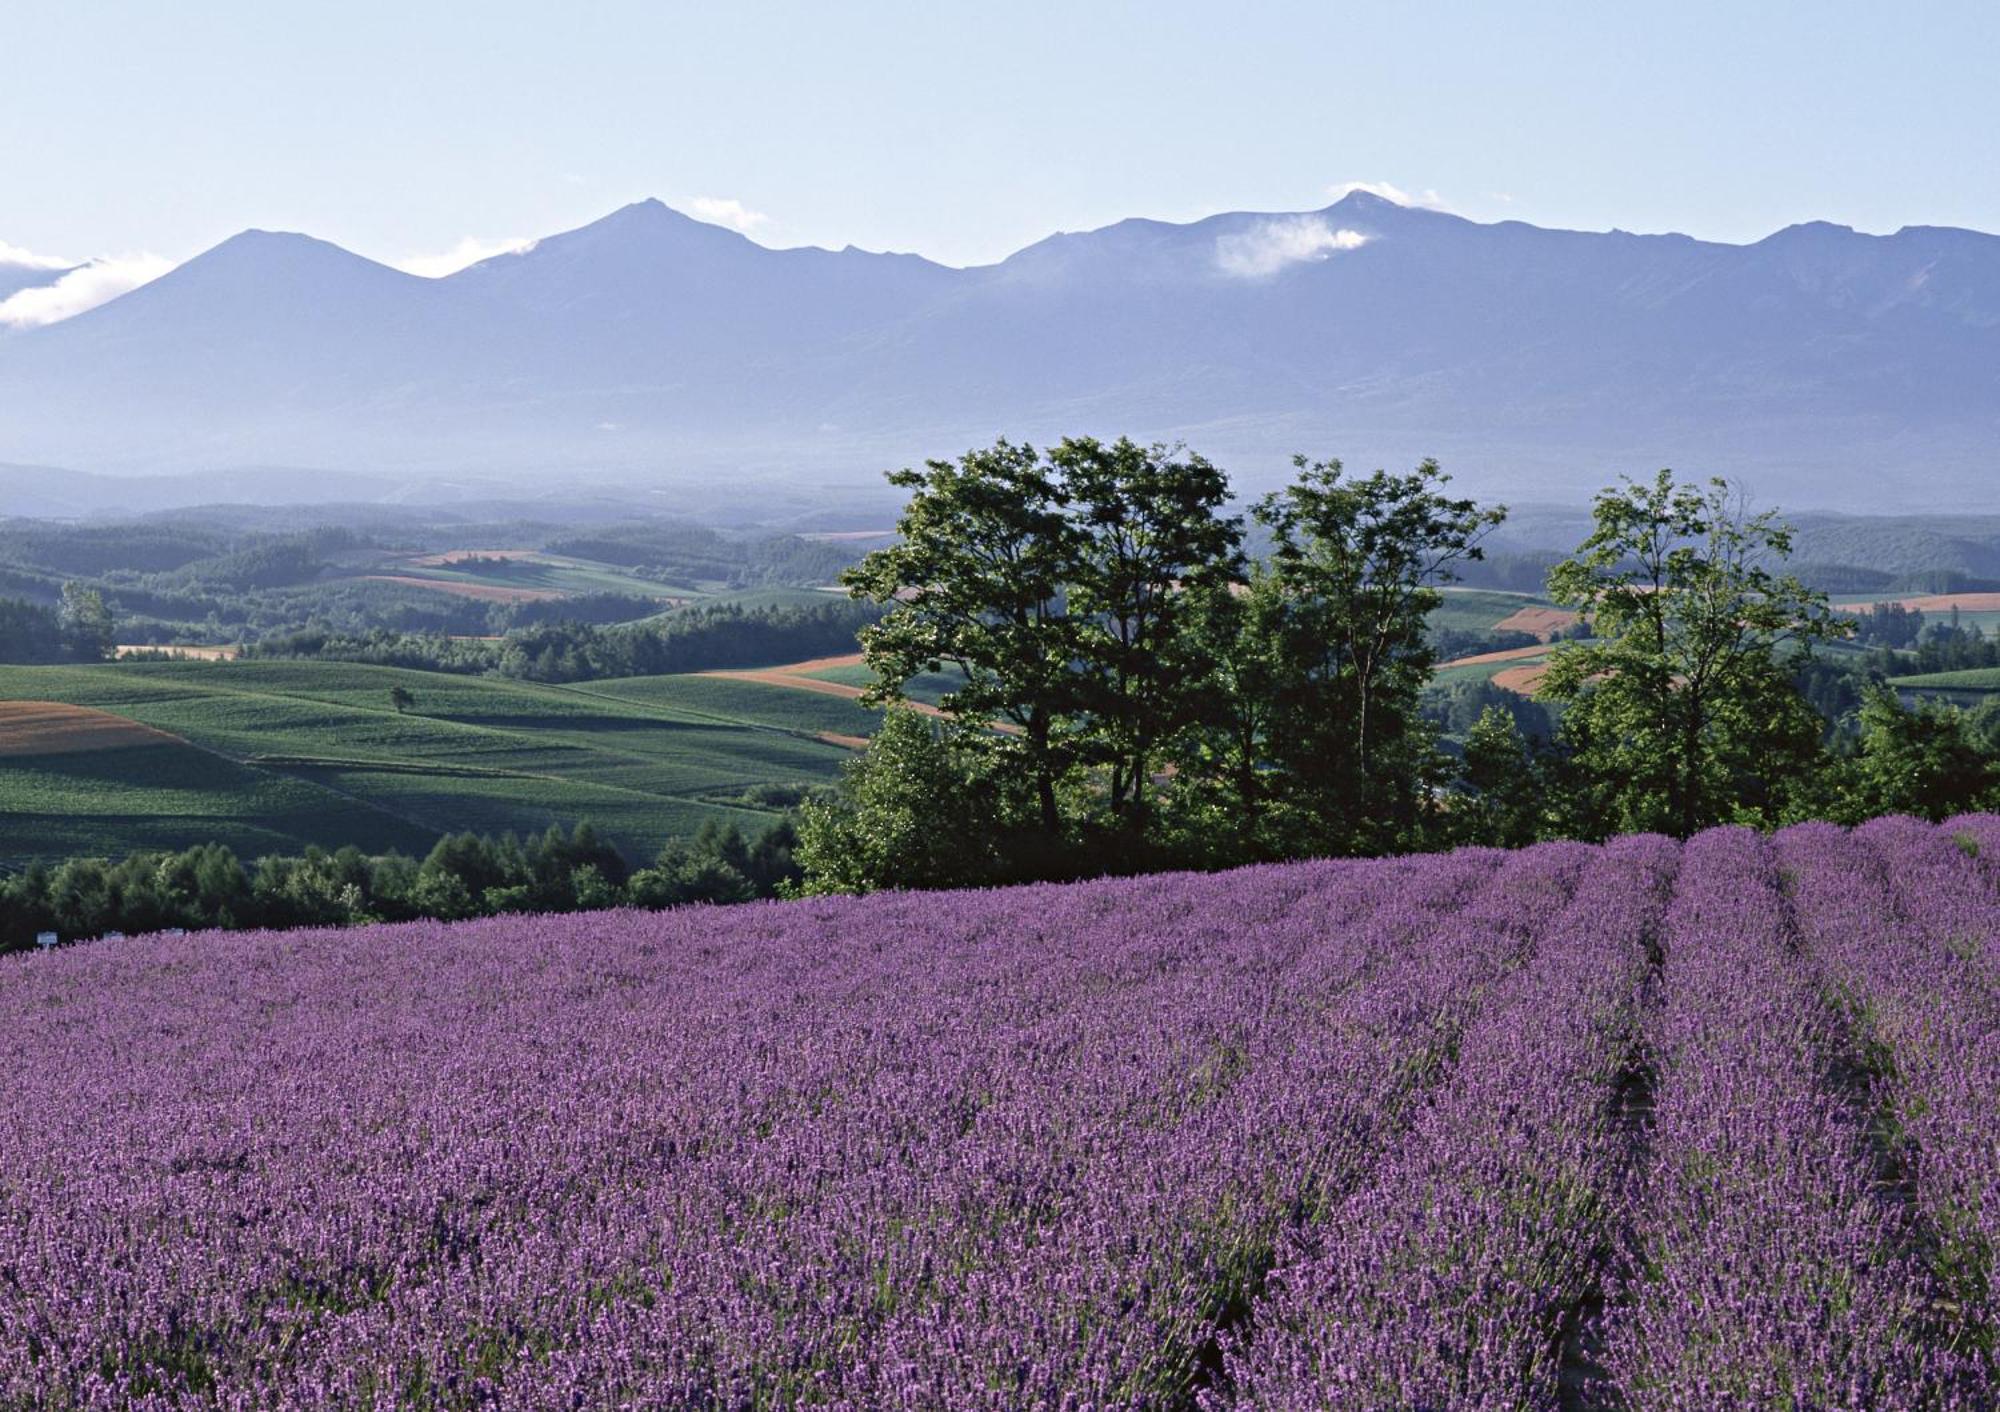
<box><xmin>57</xmin><ymin>583</ymin><xmax>115</xmax><ymax>662</ymax></box>
<box><xmin>1055</xmin><ymin>437</ymin><xmax>1244</xmax><ymax>833</ymax></box>
<box><xmin>1834</xmin><ymin>685</ymin><xmax>1999</xmax><ymax>823</ymax></box>
<box><xmin>1164</xmin><ymin>567</ymin><xmax>1293</xmax><ymax>858</ymax></box>
<box><xmin>627</xmin><ymin>843</ymin><xmax>755</xmax><ymax>908</ymax></box>
<box><xmin>1455</xmin><ymin>706</ymin><xmax>1550</xmax><ymax>848</ymax></box>
<box><xmin>1252</xmin><ymin>456</ymin><xmax>1504</xmax><ymax>853</ymax></box>
<box><xmin>1543</xmin><ymin>471</ymin><xmax>1845</xmax><ymax>837</ymax></box>
<box><xmin>795</xmin><ymin>708</ymin><xmax>1029</xmax><ymax>893</ymax></box>
<box><xmin>845</xmin><ymin>440</ymin><xmax>1082</xmax><ymax>836</ymax></box>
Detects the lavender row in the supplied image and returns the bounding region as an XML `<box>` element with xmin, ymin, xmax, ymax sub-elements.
<box><xmin>1943</xmin><ymin>810</ymin><xmax>2000</xmax><ymax>898</ymax></box>
<box><xmin>3</xmin><ymin>822</ymin><xmax>1993</xmax><ymax>1407</ymax></box>
<box><xmin>0</xmin><ymin>844</ymin><xmax>1562</xmax><ymax>1408</ymax></box>
<box><xmin>1214</xmin><ymin>833</ymin><xmax>1678</xmax><ymax>1410</ymax></box>
<box><xmin>1776</xmin><ymin>816</ymin><xmax>1999</xmax><ymax>1365</ymax></box>
<box><xmin>854</xmin><ymin>840</ymin><xmax>1587</xmax><ymax>1409</ymax></box>
<box><xmin>1595</xmin><ymin>827</ymin><xmax>1976</xmax><ymax>1408</ymax></box>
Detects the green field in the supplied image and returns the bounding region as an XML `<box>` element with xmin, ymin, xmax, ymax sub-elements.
<box><xmin>369</xmin><ymin>551</ymin><xmax>695</xmax><ymax>601</ymax></box>
<box><xmin>1428</xmin><ymin>651</ymin><xmax>1551</xmax><ymax>691</ymax></box>
<box><xmin>0</xmin><ymin>741</ymin><xmax>433</xmax><ymax>861</ymax></box>
<box><xmin>575</xmin><ymin>674</ymin><xmax>884</xmax><ymax>738</ymax></box>
<box><xmin>1887</xmin><ymin>667</ymin><xmax>2000</xmax><ymax>697</ymax></box>
<box><xmin>798</xmin><ymin>662</ymin><xmax>964</xmax><ymax>706</ymax></box>
<box><xmin>1428</xmin><ymin>588</ymin><xmax>1560</xmax><ymax>636</ymax></box>
<box><xmin>0</xmin><ymin>660</ymin><xmax>864</xmax><ymax>865</ymax></box>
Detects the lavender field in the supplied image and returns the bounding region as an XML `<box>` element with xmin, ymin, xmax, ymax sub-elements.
<box><xmin>1</xmin><ymin>820</ymin><xmax>1996</xmax><ymax>1409</ymax></box>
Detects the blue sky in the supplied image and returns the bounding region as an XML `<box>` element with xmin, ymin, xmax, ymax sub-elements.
<box><xmin>5</xmin><ymin>0</ymin><xmax>1997</xmax><ymax>281</ymax></box>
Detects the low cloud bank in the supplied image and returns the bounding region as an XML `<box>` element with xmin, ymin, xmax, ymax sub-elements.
<box><xmin>687</xmin><ymin>196</ymin><xmax>770</xmax><ymax>234</ymax></box>
<box><xmin>1215</xmin><ymin>216</ymin><xmax>1369</xmax><ymax>278</ymax></box>
<box><xmin>397</xmin><ymin>236</ymin><xmax>539</xmax><ymax>278</ymax></box>
<box><xmin>0</xmin><ymin>251</ymin><xmax>174</xmax><ymax>327</ymax></box>
<box><xmin>0</xmin><ymin>241</ymin><xmax>76</xmax><ymax>272</ymax></box>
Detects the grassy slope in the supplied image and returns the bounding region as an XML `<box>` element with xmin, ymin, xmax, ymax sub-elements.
<box><xmin>0</xmin><ymin>743</ymin><xmax>433</xmax><ymax>862</ymax></box>
<box><xmin>1429</xmin><ymin>653</ymin><xmax>1551</xmax><ymax>691</ymax></box>
<box><xmin>1887</xmin><ymin>667</ymin><xmax>2000</xmax><ymax>693</ymax></box>
<box><xmin>575</xmin><ymin>674</ymin><xmax>885</xmax><ymax>737</ymax></box>
<box><xmin>0</xmin><ymin>661</ymin><xmax>856</xmax><ymax>864</ymax></box>
<box><xmin>799</xmin><ymin>663</ymin><xmax>964</xmax><ymax>707</ymax></box>
<box><xmin>1428</xmin><ymin>588</ymin><xmax>1556</xmax><ymax>636</ymax></box>
<box><xmin>389</xmin><ymin>553</ymin><xmax>688</xmax><ymax>600</ymax></box>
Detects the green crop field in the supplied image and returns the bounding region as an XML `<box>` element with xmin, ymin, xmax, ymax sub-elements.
<box><xmin>1429</xmin><ymin>652</ymin><xmax>1550</xmax><ymax>690</ymax></box>
<box><xmin>575</xmin><ymin>674</ymin><xmax>885</xmax><ymax>738</ymax></box>
<box><xmin>0</xmin><ymin>741</ymin><xmax>433</xmax><ymax>862</ymax></box>
<box><xmin>1887</xmin><ymin>667</ymin><xmax>2000</xmax><ymax>696</ymax></box>
<box><xmin>1427</xmin><ymin>588</ymin><xmax>1562</xmax><ymax>636</ymax></box>
<box><xmin>379</xmin><ymin>552</ymin><xmax>692</xmax><ymax>601</ymax></box>
<box><xmin>799</xmin><ymin>662</ymin><xmax>964</xmax><ymax>706</ymax></box>
<box><xmin>0</xmin><ymin>660</ymin><xmax>861</xmax><ymax>865</ymax></box>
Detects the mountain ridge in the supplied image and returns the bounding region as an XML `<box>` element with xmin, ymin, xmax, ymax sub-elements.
<box><xmin>2</xmin><ymin>197</ymin><xmax>1996</xmax><ymax>508</ymax></box>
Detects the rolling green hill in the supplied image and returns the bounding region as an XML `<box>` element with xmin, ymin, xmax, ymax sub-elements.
<box><xmin>1428</xmin><ymin>588</ymin><xmax>1562</xmax><ymax>636</ymax></box>
<box><xmin>1887</xmin><ymin>667</ymin><xmax>2000</xmax><ymax>696</ymax></box>
<box><xmin>0</xmin><ymin>660</ymin><xmax>866</xmax><ymax>865</ymax></box>
<box><xmin>574</xmin><ymin>673</ymin><xmax>885</xmax><ymax>738</ymax></box>
<box><xmin>797</xmin><ymin>661</ymin><xmax>965</xmax><ymax>706</ymax></box>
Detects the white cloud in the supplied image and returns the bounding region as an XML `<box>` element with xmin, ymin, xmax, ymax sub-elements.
<box><xmin>0</xmin><ymin>241</ymin><xmax>76</xmax><ymax>271</ymax></box>
<box><xmin>687</xmin><ymin>196</ymin><xmax>770</xmax><ymax>234</ymax></box>
<box><xmin>1215</xmin><ymin>216</ymin><xmax>1369</xmax><ymax>279</ymax></box>
<box><xmin>396</xmin><ymin>235</ymin><xmax>538</xmax><ymax>278</ymax></box>
<box><xmin>1326</xmin><ymin>180</ymin><xmax>1449</xmax><ymax>210</ymax></box>
<box><xmin>0</xmin><ymin>252</ymin><xmax>174</xmax><ymax>327</ymax></box>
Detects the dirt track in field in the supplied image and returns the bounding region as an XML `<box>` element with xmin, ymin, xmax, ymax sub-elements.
<box><xmin>356</xmin><ymin>575</ymin><xmax>567</xmax><ymax>603</ymax></box>
<box><xmin>700</xmin><ymin>665</ymin><xmax>953</xmax><ymax>720</ymax></box>
<box><xmin>1493</xmin><ymin>605</ymin><xmax>1580</xmax><ymax>640</ymax></box>
<box><xmin>700</xmin><ymin>655</ymin><xmax>1025</xmax><ymax>733</ymax></box>
<box><xmin>774</xmin><ymin>653</ymin><xmax>867</xmax><ymax>676</ymax></box>
<box><xmin>1436</xmin><ymin>644</ymin><xmax>1551</xmax><ymax>670</ymax></box>
<box><xmin>0</xmin><ymin>702</ymin><xmax>186</xmax><ymax>757</ymax></box>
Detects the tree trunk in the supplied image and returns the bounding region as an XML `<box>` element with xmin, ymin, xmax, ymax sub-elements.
<box><xmin>1030</xmin><ymin>715</ymin><xmax>1060</xmax><ymax>835</ymax></box>
<box><xmin>1678</xmin><ymin>700</ymin><xmax>1703</xmax><ymax>838</ymax></box>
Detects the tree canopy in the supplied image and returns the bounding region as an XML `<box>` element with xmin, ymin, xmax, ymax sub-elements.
<box><xmin>1541</xmin><ymin>471</ymin><xmax>1846</xmax><ymax>837</ymax></box>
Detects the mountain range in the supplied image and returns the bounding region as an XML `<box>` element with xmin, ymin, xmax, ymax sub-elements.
<box><xmin>3</xmin><ymin>192</ymin><xmax>1997</xmax><ymax>509</ymax></box>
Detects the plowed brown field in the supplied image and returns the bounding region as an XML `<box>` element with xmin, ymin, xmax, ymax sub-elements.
<box><xmin>1836</xmin><ymin>593</ymin><xmax>2000</xmax><ymax>614</ymax></box>
<box><xmin>1493</xmin><ymin>606</ymin><xmax>1580</xmax><ymax>640</ymax></box>
<box><xmin>0</xmin><ymin>702</ymin><xmax>185</xmax><ymax>756</ymax></box>
<box><xmin>1491</xmin><ymin>664</ymin><xmax>1549</xmax><ymax>696</ymax></box>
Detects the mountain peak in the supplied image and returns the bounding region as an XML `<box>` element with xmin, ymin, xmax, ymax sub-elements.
<box><xmin>525</xmin><ymin>199</ymin><xmax>747</xmax><ymax>260</ymax></box>
<box><xmin>602</xmin><ymin>197</ymin><xmax>674</xmax><ymax>223</ymax></box>
<box><xmin>199</xmin><ymin>228</ymin><xmax>395</xmax><ymax>271</ymax></box>
<box><xmin>1758</xmin><ymin>219</ymin><xmax>1862</xmax><ymax>245</ymax></box>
